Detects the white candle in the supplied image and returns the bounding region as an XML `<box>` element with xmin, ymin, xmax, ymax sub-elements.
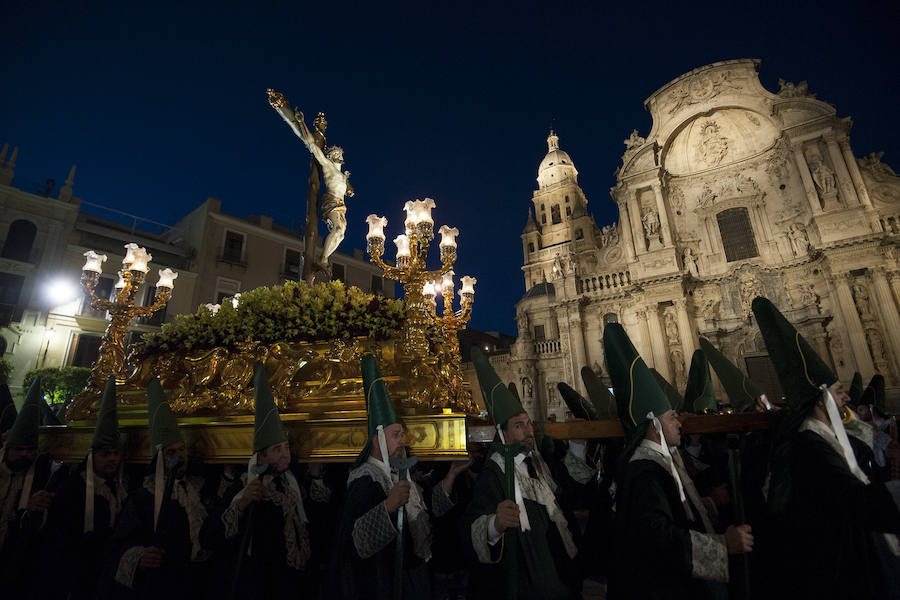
<box><xmin>82</xmin><ymin>250</ymin><xmax>107</xmax><ymax>273</ymax></box>
<box><xmin>394</xmin><ymin>234</ymin><xmax>411</xmax><ymax>258</ymax></box>
<box><xmin>365</xmin><ymin>214</ymin><xmax>388</xmax><ymax>240</ymax></box>
<box><xmin>438</xmin><ymin>225</ymin><xmax>459</xmax><ymax>249</ymax></box>
<box><xmin>157</xmin><ymin>268</ymin><xmax>178</xmax><ymax>289</ymax></box>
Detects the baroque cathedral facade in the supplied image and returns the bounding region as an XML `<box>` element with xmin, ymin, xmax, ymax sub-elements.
<box><xmin>484</xmin><ymin>59</ymin><xmax>900</xmax><ymax>421</ymax></box>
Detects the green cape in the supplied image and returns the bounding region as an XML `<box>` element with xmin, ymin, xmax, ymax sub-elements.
<box><xmin>147</xmin><ymin>378</ymin><xmax>182</xmax><ymax>449</ymax></box>
<box><xmin>751</xmin><ymin>296</ymin><xmax>836</xmax><ymax>411</ymax></box>
<box><xmin>581</xmin><ymin>366</ymin><xmax>617</xmax><ymax>419</ymax></box>
<box><xmin>0</xmin><ymin>384</ymin><xmax>16</xmax><ymax>435</ymax></box>
<box><xmin>603</xmin><ymin>323</ymin><xmax>671</xmax><ymax>441</ymax></box>
<box><xmin>699</xmin><ymin>337</ymin><xmax>763</xmax><ymax>413</ymax></box>
<box><xmin>682</xmin><ymin>349</ymin><xmax>717</xmax><ymax>414</ymax></box>
<box><xmin>471</xmin><ymin>347</ymin><xmax>524</xmax><ymax>427</ymax></box>
<box><xmin>354</xmin><ymin>354</ymin><xmax>400</xmax><ymax>466</ymax></box>
<box><xmin>847</xmin><ymin>372</ymin><xmax>863</xmax><ymax>407</ymax></box>
<box><xmin>6</xmin><ymin>377</ymin><xmax>41</xmax><ymax>448</ymax></box>
<box><xmin>92</xmin><ymin>376</ymin><xmax>122</xmax><ymax>450</ymax></box>
<box><xmin>253</xmin><ymin>361</ymin><xmax>287</xmax><ymax>453</ymax></box>
<box><xmin>650</xmin><ymin>368</ymin><xmax>683</xmax><ymax>413</ymax></box>
<box><xmin>557</xmin><ymin>382</ymin><xmax>598</xmax><ymax>420</ymax></box>
<box><xmin>860</xmin><ymin>374</ymin><xmax>886</xmax><ymax>414</ymax></box>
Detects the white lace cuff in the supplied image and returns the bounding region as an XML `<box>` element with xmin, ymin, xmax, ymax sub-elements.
<box><xmin>471</xmin><ymin>514</ymin><xmax>503</xmax><ymax>563</ymax></box>
<box><xmin>114</xmin><ymin>546</ymin><xmax>144</xmax><ymax>588</ymax></box>
<box><xmin>352</xmin><ymin>502</ymin><xmax>397</xmax><ymax>559</ymax></box>
<box><xmin>689</xmin><ymin>530</ymin><xmax>728</xmax><ymax>583</ymax></box>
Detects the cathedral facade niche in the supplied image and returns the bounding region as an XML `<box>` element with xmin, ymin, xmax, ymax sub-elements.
<box><xmin>474</xmin><ymin>59</ymin><xmax>900</xmax><ymax>420</ymax></box>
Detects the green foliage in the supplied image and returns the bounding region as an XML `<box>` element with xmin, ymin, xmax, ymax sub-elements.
<box><xmin>135</xmin><ymin>280</ymin><xmax>406</xmax><ymax>357</ymax></box>
<box><xmin>0</xmin><ymin>358</ymin><xmax>12</xmax><ymax>386</ymax></box>
<box><xmin>22</xmin><ymin>366</ymin><xmax>91</xmax><ymax>404</ymax></box>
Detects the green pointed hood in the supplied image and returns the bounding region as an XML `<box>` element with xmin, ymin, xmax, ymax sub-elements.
<box><xmin>847</xmin><ymin>372</ymin><xmax>863</xmax><ymax>407</ymax></box>
<box><xmin>0</xmin><ymin>384</ymin><xmax>18</xmax><ymax>436</ymax></box>
<box><xmin>355</xmin><ymin>354</ymin><xmax>400</xmax><ymax>466</ymax></box>
<box><xmin>92</xmin><ymin>376</ymin><xmax>122</xmax><ymax>450</ymax></box>
<box><xmin>253</xmin><ymin>361</ymin><xmax>287</xmax><ymax>452</ymax></box>
<box><xmin>603</xmin><ymin>323</ymin><xmax>671</xmax><ymax>440</ymax></box>
<box><xmin>751</xmin><ymin>296</ymin><xmax>836</xmax><ymax>411</ymax></box>
<box><xmin>860</xmin><ymin>374</ymin><xmax>886</xmax><ymax>413</ymax></box>
<box><xmin>581</xmin><ymin>366</ymin><xmax>617</xmax><ymax>420</ymax></box>
<box><xmin>147</xmin><ymin>378</ymin><xmax>182</xmax><ymax>449</ymax></box>
<box><xmin>699</xmin><ymin>337</ymin><xmax>763</xmax><ymax>413</ymax></box>
<box><xmin>683</xmin><ymin>349</ymin><xmax>717</xmax><ymax>414</ymax></box>
<box><xmin>7</xmin><ymin>377</ymin><xmax>42</xmax><ymax>448</ymax></box>
<box><xmin>508</xmin><ymin>382</ymin><xmax>521</xmax><ymax>403</ymax></box>
<box><xmin>40</xmin><ymin>396</ymin><xmax>62</xmax><ymax>426</ymax></box>
<box><xmin>557</xmin><ymin>382</ymin><xmax>598</xmax><ymax>420</ymax></box>
<box><xmin>472</xmin><ymin>347</ymin><xmax>524</xmax><ymax>427</ymax></box>
<box><xmin>650</xmin><ymin>368</ymin><xmax>684</xmax><ymax>413</ymax></box>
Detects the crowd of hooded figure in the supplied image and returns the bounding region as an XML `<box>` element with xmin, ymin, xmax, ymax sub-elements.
<box><xmin>0</xmin><ymin>295</ymin><xmax>899</xmax><ymax>600</ymax></box>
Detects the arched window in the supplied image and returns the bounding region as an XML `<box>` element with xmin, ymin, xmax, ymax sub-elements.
<box><xmin>565</xmin><ymin>206</ymin><xmax>572</xmax><ymax>217</ymax></box>
<box><xmin>716</xmin><ymin>208</ymin><xmax>758</xmax><ymax>262</ymax></box>
<box><xmin>2</xmin><ymin>220</ymin><xmax>37</xmax><ymax>262</ymax></box>
<box><xmin>527</xmin><ymin>242</ymin><xmax>535</xmax><ymax>253</ymax></box>
<box><xmin>541</xmin><ymin>214</ymin><xmax>547</xmax><ymax>224</ymax></box>
<box><xmin>575</xmin><ymin>229</ymin><xmax>583</xmax><ymax>240</ymax></box>
<box><xmin>551</xmin><ymin>205</ymin><xmax>561</xmax><ymax>224</ymax></box>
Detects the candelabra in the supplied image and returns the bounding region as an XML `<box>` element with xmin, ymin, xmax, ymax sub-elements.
<box><xmin>365</xmin><ymin>199</ymin><xmax>475</xmax><ymax>362</ymax></box>
<box><xmin>423</xmin><ymin>270</ymin><xmax>476</xmax><ymax>407</ymax></box>
<box><xmin>69</xmin><ymin>244</ymin><xmax>177</xmax><ymax>418</ymax></box>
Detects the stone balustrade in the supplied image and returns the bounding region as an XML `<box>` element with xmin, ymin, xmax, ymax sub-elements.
<box><xmin>578</xmin><ymin>270</ymin><xmax>632</xmax><ymax>294</ymax></box>
<box><xmin>880</xmin><ymin>214</ymin><xmax>900</xmax><ymax>234</ymax></box>
<box><xmin>534</xmin><ymin>339</ymin><xmax>561</xmax><ymax>354</ymax></box>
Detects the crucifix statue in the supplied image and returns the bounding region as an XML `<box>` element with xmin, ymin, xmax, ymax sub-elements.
<box><xmin>267</xmin><ymin>89</ymin><xmax>355</xmax><ymax>281</ymax></box>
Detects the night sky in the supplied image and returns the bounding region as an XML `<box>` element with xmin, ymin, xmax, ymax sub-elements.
<box><xmin>2</xmin><ymin>2</ymin><xmax>898</xmax><ymax>334</ymax></box>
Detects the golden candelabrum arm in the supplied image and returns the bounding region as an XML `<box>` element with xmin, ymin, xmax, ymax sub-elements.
<box><xmin>131</xmin><ymin>289</ymin><xmax>173</xmax><ymax>318</ymax></box>
<box><xmin>367</xmin><ymin>251</ymin><xmax>403</xmax><ymax>281</ymax></box>
<box><xmin>81</xmin><ymin>272</ymin><xmax>116</xmax><ymax>312</ymax></box>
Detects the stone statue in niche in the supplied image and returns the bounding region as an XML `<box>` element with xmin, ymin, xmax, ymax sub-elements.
<box><xmin>853</xmin><ymin>284</ymin><xmax>873</xmax><ymax>319</ymax></box>
<box><xmin>516</xmin><ymin>310</ymin><xmax>530</xmax><ymax>339</ymax></box>
<box><xmin>777</xmin><ymin>79</ymin><xmax>815</xmax><ymax>98</ymax></box>
<box><xmin>664</xmin><ymin>310</ymin><xmax>679</xmax><ymax>343</ymax></box>
<box><xmin>811</xmin><ymin>161</ymin><xmax>837</xmax><ymax>195</ymax></box>
<box><xmin>683</xmin><ymin>247</ymin><xmax>700</xmax><ymax>277</ymax></box>
<box><xmin>642</xmin><ymin>207</ymin><xmax>660</xmax><ymax>239</ymax></box>
<box><xmin>788</xmin><ymin>223</ymin><xmax>811</xmax><ymax>256</ymax></box>
<box><xmin>552</xmin><ymin>253</ymin><xmax>566</xmax><ymax>279</ymax></box>
<box><xmin>866</xmin><ymin>328</ymin><xmax>888</xmax><ymax>372</ymax></box>
<box><xmin>739</xmin><ymin>274</ymin><xmax>764</xmax><ymax>318</ymax></box>
<box><xmin>671</xmin><ymin>346</ymin><xmax>686</xmax><ymax>390</ymax></box>
<box><xmin>696</xmin><ymin>121</ymin><xmax>729</xmax><ymax>167</ymax></box>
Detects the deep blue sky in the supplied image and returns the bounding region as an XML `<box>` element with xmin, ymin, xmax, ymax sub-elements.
<box><xmin>2</xmin><ymin>1</ymin><xmax>898</xmax><ymax>334</ymax></box>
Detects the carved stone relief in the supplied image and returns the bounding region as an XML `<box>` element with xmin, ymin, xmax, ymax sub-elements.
<box><xmin>664</xmin><ymin>308</ymin><xmax>686</xmax><ymax>389</ymax></box>
<box><xmin>696</xmin><ymin>121</ymin><xmax>729</xmax><ymax>167</ymax></box>
<box><xmin>852</xmin><ymin>283</ymin><xmax>873</xmax><ymax>321</ymax></box>
<box><xmin>776</xmin><ymin>79</ymin><xmax>815</xmax><ymax>99</ymax></box>
<box><xmin>666</xmin><ymin>70</ymin><xmax>742</xmax><ymax>115</ymax></box>
<box><xmin>787</xmin><ymin>223</ymin><xmax>811</xmax><ymax>256</ymax></box>
<box><xmin>739</xmin><ymin>273</ymin><xmax>764</xmax><ymax>318</ymax></box>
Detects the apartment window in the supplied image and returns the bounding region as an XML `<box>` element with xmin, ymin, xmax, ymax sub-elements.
<box><xmin>534</xmin><ymin>325</ymin><xmax>546</xmax><ymax>341</ymax></box>
<box><xmin>222</xmin><ymin>230</ymin><xmax>245</xmax><ymax>263</ymax></box>
<box><xmin>331</xmin><ymin>263</ymin><xmax>346</xmax><ymax>283</ymax></box>
<box><xmin>371</xmin><ymin>274</ymin><xmax>383</xmax><ymax>295</ymax></box>
<box><xmin>215</xmin><ymin>277</ymin><xmax>241</xmax><ymax>304</ymax></box>
<box><xmin>70</xmin><ymin>334</ymin><xmax>102</xmax><ymax>368</ymax></box>
<box><xmin>1</xmin><ymin>220</ymin><xmax>37</xmax><ymax>262</ymax></box>
<box><xmin>717</xmin><ymin>208</ymin><xmax>759</xmax><ymax>262</ymax></box>
<box><xmin>284</xmin><ymin>248</ymin><xmax>302</xmax><ymax>280</ymax></box>
<box><xmin>0</xmin><ymin>272</ymin><xmax>25</xmax><ymax>325</ymax></box>
<box><xmin>551</xmin><ymin>205</ymin><xmax>561</xmax><ymax>224</ymax></box>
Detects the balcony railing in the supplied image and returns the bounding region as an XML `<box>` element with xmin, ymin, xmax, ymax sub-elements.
<box><xmin>534</xmin><ymin>339</ymin><xmax>561</xmax><ymax>355</ymax></box>
<box><xmin>578</xmin><ymin>270</ymin><xmax>631</xmax><ymax>294</ymax></box>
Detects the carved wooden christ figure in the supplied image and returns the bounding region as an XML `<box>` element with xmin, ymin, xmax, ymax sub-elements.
<box><xmin>267</xmin><ymin>89</ymin><xmax>355</xmax><ymax>273</ymax></box>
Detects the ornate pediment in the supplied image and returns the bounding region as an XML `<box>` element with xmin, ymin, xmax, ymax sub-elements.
<box><xmin>621</xmin><ymin>144</ymin><xmax>658</xmax><ymax>178</ymax></box>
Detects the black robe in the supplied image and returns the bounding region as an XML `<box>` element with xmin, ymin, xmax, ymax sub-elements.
<box><xmin>103</xmin><ymin>476</ymin><xmax>221</xmax><ymax>600</ymax></box>
<box><xmin>464</xmin><ymin>458</ymin><xmax>580</xmax><ymax>600</ymax></box>
<box><xmin>609</xmin><ymin>453</ymin><xmax>727</xmax><ymax>600</ymax></box>
<box><xmin>44</xmin><ymin>467</ymin><xmax>128</xmax><ymax>600</ymax></box>
<box><xmin>332</xmin><ymin>466</ymin><xmax>431</xmax><ymax>600</ymax></box>
<box><xmin>767</xmin><ymin>429</ymin><xmax>900</xmax><ymax>600</ymax></box>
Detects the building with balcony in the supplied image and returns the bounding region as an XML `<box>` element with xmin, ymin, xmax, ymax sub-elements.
<box><xmin>478</xmin><ymin>60</ymin><xmax>900</xmax><ymax>420</ymax></box>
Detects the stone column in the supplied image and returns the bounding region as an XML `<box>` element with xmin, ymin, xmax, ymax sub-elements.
<box><xmin>652</xmin><ymin>183</ymin><xmax>673</xmax><ymax>247</ymax></box>
<box><xmin>870</xmin><ymin>267</ymin><xmax>900</xmax><ymax>376</ymax></box>
<box><xmin>568</xmin><ymin>309</ymin><xmax>588</xmax><ymax>394</ymax></box>
<box><xmin>825</xmin><ymin>136</ymin><xmax>859</xmax><ymax>205</ymax></box>
<box><xmin>627</xmin><ymin>195</ymin><xmax>646</xmax><ymax>255</ymax></box>
<box><xmin>888</xmin><ymin>271</ymin><xmax>900</xmax><ymax>311</ymax></box>
<box><xmin>793</xmin><ymin>148</ymin><xmax>823</xmax><ymax>214</ymax></box>
<box><xmin>633</xmin><ymin>307</ymin><xmax>654</xmax><ymax>367</ymax></box>
<box><xmin>645</xmin><ymin>303</ymin><xmax>672</xmax><ymax>380</ymax></box>
<box><xmin>833</xmin><ymin>272</ymin><xmax>875</xmax><ymax>379</ymax></box>
<box><xmin>839</xmin><ymin>137</ymin><xmax>872</xmax><ymax>207</ymax></box>
<box><xmin>674</xmin><ymin>298</ymin><xmax>697</xmax><ymax>366</ymax></box>
<box><xmin>618</xmin><ymin>200</ymin><xmax>636</xmax><ymax>261</ymax></box>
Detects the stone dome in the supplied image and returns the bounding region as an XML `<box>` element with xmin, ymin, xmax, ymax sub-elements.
<box><xmin>537</xmin><ymin>131</ymin><xmax>578</xmax><ymax>188</ymax></box>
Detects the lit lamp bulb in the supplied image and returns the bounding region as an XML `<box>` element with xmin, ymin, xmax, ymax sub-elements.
<box><xmin>394</xmin><ymin>234</ymin><xmax>411</xmax><ymax>261</ymax></box>
<box><xmin>365</xmin><ymin>214</ymin><xmax>387</xmax><ymax>242</ymax></box>
<box><xmin>403</xmin><ymin>201</ymin><xmax>421</xmax><ymax>231</ymax></box>
<box><xmin>205</xmin><ymin>303</ymin><xmax>221</xmax><ymax>315</ymax></box>
<box><xmin>82</xmin><ymin>250</ymin><xmax>107</xmax><ymax>273</ymax></box>
<box><xmin>460</xmin><ymin>275</ymin><xmax>476</xmax><ymax>298</ymax></box>
<box><xmin>124</xmin><ymin>243</ymin><xmax>152</xmax><ymax>273</ymax></box>
<box><xmin>157</xmin><ymin>268</ymin><xmax>178</xmax><ymax>290</ymax></box>
<box><xmin>231</xmin><ymin>292</ymin><xmax>241</xmax><ymax>309</ymax></box>
<box><xmin>438</xmin><ymin>225</ymin><xmax>459</xmax><ymax>249</ymax></box>
<box><xmin>415</xmin><ymin>198</ymin><xmax>436</xmax><ymax>227</ymax></box>
<box><xmin>422</xmin><ymin>281</ymin><xmax>436</xmax><ymax>305</ymax></box>
<box><xmin>123</xmin><ymin>243</ymin><xmax>140</xmax><ymax>267</ymax></box>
